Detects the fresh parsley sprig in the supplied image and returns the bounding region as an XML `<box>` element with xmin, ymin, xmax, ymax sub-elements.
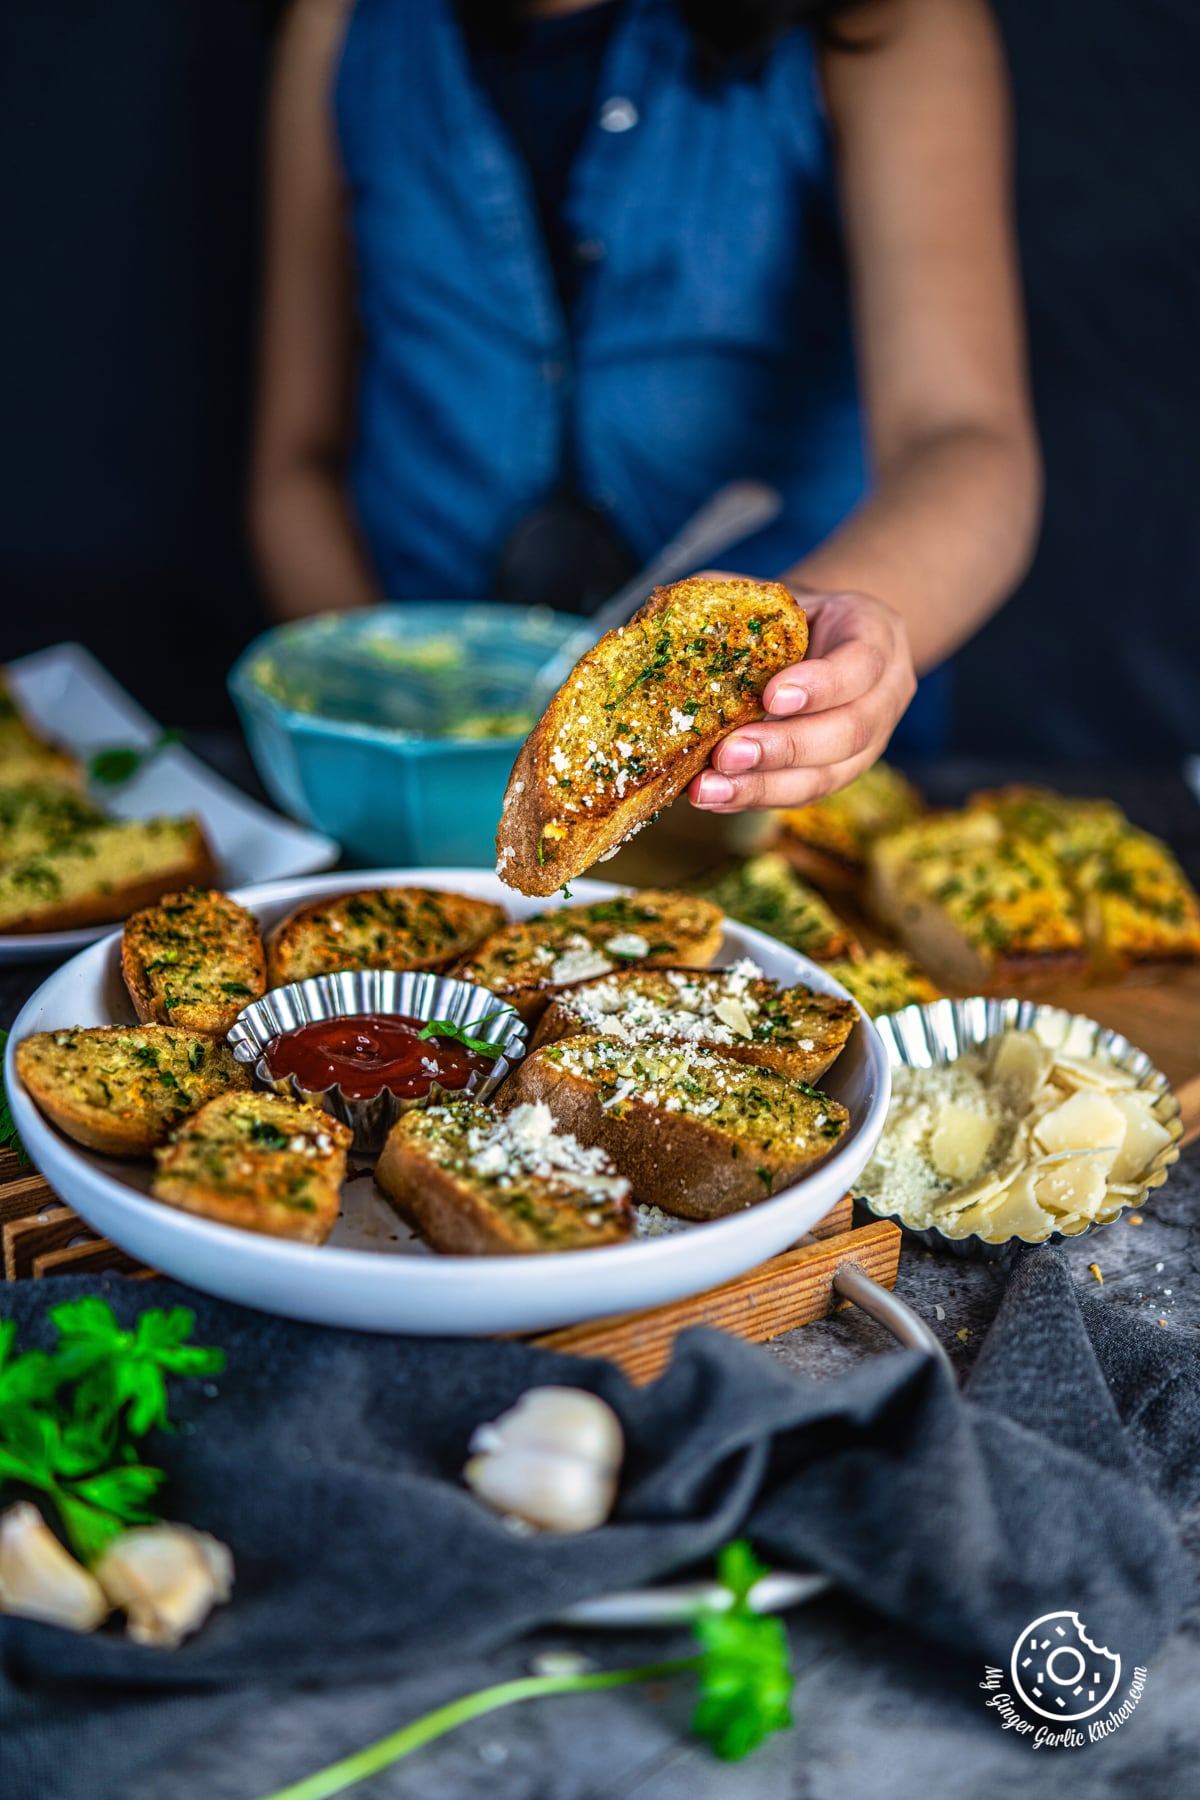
<box><xmin>0</xmin><ymin>1297</ymin><xmax>224</xmax><ymax>1564</ymax></box>
<box><xmin>417</xmin><ymin>1016</ymin><xmax>507</xmax><ymax>1060</ymax></box>
<box><xmin>255</xmin><ymin>1541</ymin><xmax>793</xmax><ymax>1799</ymax></box>
<box><xmin>88</xmin><ymin>728</ymin><xmax>182</xmax><ymax>788</ymax></box>
<box><xmin>0</xmin><ymin>1029</ymin><xmax>30</xmax><ymax>1165</ymax></box>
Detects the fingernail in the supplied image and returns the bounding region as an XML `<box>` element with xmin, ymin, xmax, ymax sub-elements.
<box><xmin>718</xmin><ymin>737</ymin><xmax>760</xmax><ymax>773</ymax></box>
<box><xmin>695</xmin><ymin>772</ymin><xmax>735</xmax><ymax>806</ymax></box>
<box><xmin>769</xmin><ymin>684</ymin><xmax>807</xmax><ymax>716</ymax></box>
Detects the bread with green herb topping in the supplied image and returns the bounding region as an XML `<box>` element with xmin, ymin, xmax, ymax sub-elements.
<box><xmin>15</xmin><ymin>1024</ymin><xmax>252</xmax><ymax>1156</ymax></box>
<box><xmin>531</xmin><ymin>961</ymin><xmax>856</xmax><ymax>1084</ymax></box>
<box><xmin>0</xmin><ymin>817</ymin><xmax>217</xmax><ymax>935</ymax></box>
<box><xmin>376</xmin><ymin>1098</ymin><xmax>633</xmax><ymax>1254</ymax></box>
<box><xmin>151</xmin><ymin>1090</ymin><xmax>350</xmax><ymax>1242</ymax></box>
<box><xmin>496</xmin><ymin>576</ymin><xmax>808</xmax><ymax>896</ymax></box>
<box><xmin>693</xmin><ymin>853</ymin><xmax>858</xmax><ymax>962</ymax></box>
<box><xmin>453</xmin><ymin>890</ymin><xmax>724</xmax><ymax>1024</ymax></box>
<box><xmin>818</xmin><ymin>950</ymin><xmax>941</xmax><ymax>1018</ymax></box>
<box><xmin>265</xmin><ymin>886</ymin><xmax>506</xmax><ymax>988</ymax></box>
<box><xmin>122</xmin><ymin>889</ymin><xmax>266</xmax><ymax>1034</ymax></box>
<box><xmin>501</xmin><ymin>1035</ymin><xmax>849</xmax><ymax>1219</ymax></box>
<box><xmin>0</xmin><ymin>782</ymin><xmax>107</xmax><ymax>862</ymax></box>
<box><xmin>0</xmin><ymin>675</ymin><xmax>84</xmax><ymax>791</ymax></box>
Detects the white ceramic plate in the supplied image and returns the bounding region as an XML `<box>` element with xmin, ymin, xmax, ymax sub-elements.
<box><xmin>2</xmin><ymin>643</ymin><xmax>338</xmax><ymax>962</ymax></box>
<box><xmin>5</xmin><ymin>869</ymin><xmax>891</xmax><ymax>1335</ymax></box>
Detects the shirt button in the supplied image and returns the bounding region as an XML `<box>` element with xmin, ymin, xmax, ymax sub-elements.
<box><xmin>599</xmin><ymin>96</ymin><xmax>638</xmax><ymax>133</ymax></box>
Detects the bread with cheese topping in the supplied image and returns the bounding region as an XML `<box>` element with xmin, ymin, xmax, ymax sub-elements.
<box><xmin>531</xmin><ymin>962</ymin><xmax>856</xmax><ymax>1083</ymax></box>
<box><xmin>453</xmin><ymin>890</ymin><xmax>724</xmax><ymax>1024</ymax></box>
<box><xmin>152</xmin><ymin>1090</ymin><xmax>350</xmax><ymax>1243</ymax></box>
<box><xmin>776</xmin><ymin>760</ymin><xmax>924</xmax><ymax>890</ymax></box>
<box><xmin>0</xmin><ymin>817</ymin><xmax>218</xmax><ymax>935</ymax></box>
<box><xmin>266</xmin><ymin>886</ymin><xmax>506</xmax><ymax>988</ymax></box>
<box><xmin>496</xmin><ymin>576</ymin><xmax>808</xmax><ymax>896</ymax></box>
<box><xmin>502</xmin><ymin>1035</ymin><xmax>849</xmax><ymax>1219</ymax></box>
<box><xmin>376</xmin><ymin>1098</ymin><xmax>634</xmax><ymax>1254</ymax></box>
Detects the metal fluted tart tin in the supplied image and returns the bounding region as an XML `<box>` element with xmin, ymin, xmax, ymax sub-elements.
<box><xmin>226</xmin><ymin>969</ymin><xmax>528</xmax><ymax>1153</ymax></box>
<box><xmin>855</xmin><ymin>996</ymin><xmax>1183</xmax><ymax>1264</ymax></box>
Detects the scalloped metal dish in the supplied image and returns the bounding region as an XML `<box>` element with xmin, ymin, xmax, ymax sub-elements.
<box><xmin>857</xmin><ymin>997</ymin><xmax>1183</xmax><ymax>1264</ymax></box>
<box><xmin>226</xmin><ymin>969</ymin><xmax>528</xmax><ymax>1152</ymax></box>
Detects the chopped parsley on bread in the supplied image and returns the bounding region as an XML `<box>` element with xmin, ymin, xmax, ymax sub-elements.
<box><xmin>694</xmin><ymin>853</ymin><xmax>858</xmax><ymax>962</ymax></box>
<box><xmin>122</xmin><ymin>889</ymin><xmax>266</xmax><ymax>1034</ymax></box>
<box><xmin>0</xmin><ymin>676</ymin><xmax>84</xmax><ymax>791</ymax></box>
<box><xmin>0</xmin><ymin>817</ymin><xmax>218</xmax><ymax>935</ymax></box>
<box><xmin>265</xmin><ymin>887</ymin><xmax>506</xmax><ymax>988</ymax></box>
<box><xmin>819</xmin><ymin>951</ymin><xmax>942</xmax><ymax>1018</ymax></box>
<box><xmin>151</xmin><ymin>1091</ymin><xmax>350</xmax><ymax>1243</ymax></box>
<box><xmin>376</xmin><ymin>1098</ymin><xmax>633</xmax><ymax>1254</ymax></box>
<box><xmin>497</xmin><ymin>576</ymin><xmax>808</xmax><ymax>896</ymax></box>
<box><xmin>531</xmin><ymin>961</ymin><xmax>856</xmax><ymax>1084</ymax></box>
<box><xmin>503</xmin><ymin>1036</ymin><xmax>849</xmax><ymax>1219</ymax></box>
<box><xmin>15</xmin><ymin>1024</ymin><xmax>252</xmax><ymax>1156</ymax></box>
<box><xmin>775</xmin><ymin>760</ymin><xmax>924</xmax><ymax>889</ymax></box>
<box><xmin>0</xmin><ymin>782</ymin><xmax>106</xmax><ymax>861</ymax></box>
<box><xmin>453</xmin><ymin>890</ymin><xmax>724</xmax><ymax>1023</ymax></box>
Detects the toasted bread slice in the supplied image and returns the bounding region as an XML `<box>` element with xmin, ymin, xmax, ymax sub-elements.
<box><xmin>503</xmin><ymin>1035</ymin><xmax>849</xmax><ymax>1219</ymax></box>
<box><xmin>453</xmin><ymin>890</ymin><xmax>724</xmax><ymax>1024</ymax></box>
<box><xmin>265</xmin><ymin>887</ymin><xmax>506</xmax><ymax>989</ymax></box>
<box><xmin>15</xmin><ymin>1024</ymin><xmax>253</xmax><ymax>1157</ymax></box>
<box><xmin>151</xmin><ymin>1090</ymin><xmax>350</xmax><ymax>1243</ymax></box>
<box><xmin>694</xmin><ymin>853</ymin><xmax>858</xmax><ymax>962</ymax></box>
<box><xmin>967</xmin><ymin>785</ymin><xmax>1127</xmax><ymax>865</ymax></box>
<box><xmin>0</xmin><ymin>782</ymin><xmax>107</xmax><ymax>861</ymax></box>
<box><xmin>497</xmin><ymin>576</ymin><xmax>808</xmax><ymax>896</ymax></box>
<box><xmin>0</xmin><ymin>676</ymin><xmax>85</xmax><ymax>790</ymax></box>
<box><xmin>532</xmin><ymin>961</ymin><xmax>857</xmax><ymax>1084</ymax></box>
<box><xmin>819</xmin><ymin>951</ymin><xmax>942</xmax><ymax>1018</ymax></box>
<box><xmin>376</xmin><ymin>1098</ymin><xmax>633</xmax><ymax>1254</ymax></box>
<box><xmin>122</xmin><ymin>889</ymin><xmax>266</xmax><ymax>1034</ymax></box>
<box><xmin>868</xmin><ymin>811</ymin><xmax>1088</xmax><ymax>992</ymax></box>
<box><xmin>776</xmin><ymin>761</ymin><xmax>924</xmax><ymax>890</ymax></box>
<box><xmin>0</xmin><ymin>818</ymin><xmax>218</xmax><ymax>935</ymax></box>
<box><xmin>1073</xmin><ymin>829</ymin><xmax>1200</xmax><ymax>975</ymax></box>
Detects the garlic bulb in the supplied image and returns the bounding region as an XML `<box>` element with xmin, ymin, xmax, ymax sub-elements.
<box><xmin>95</xmin><ymin>1523</ymin><xmax>234</xmax><ymax>1648</ymax></box>
<box><xmin>0</xmin><ymin>1503</ymin><xmax>108</xmax><ymax>1632</ymax></box>
<box><xmin>464</xmin><ymin>1386</ymin><xmax>624</xmax><ymax>1534</ymax></box>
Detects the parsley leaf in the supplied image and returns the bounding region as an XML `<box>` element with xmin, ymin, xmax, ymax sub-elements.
<box><xmin>0</xmin><ymin>1029</ymin><xmax>30</xmax><ymax>1164</ymax></box>
<box><xmin>417</xmin><ymin>1017</ymin><xmax>507</xmax><ymax>1059</ymax></box>
<box><xmin>88</xmin><ymin>728</ymin><xmax>182</xmax><ymax>788</ymax></box>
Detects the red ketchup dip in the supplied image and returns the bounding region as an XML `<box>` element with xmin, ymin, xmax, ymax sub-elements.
<box><xmin>263</xmin><ymin>1013</ymin><xmax>494</xmax><ymax>1099</ymax></box>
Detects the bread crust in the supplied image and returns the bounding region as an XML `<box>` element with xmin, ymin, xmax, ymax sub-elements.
<box><xmin>497</xmin><ymin>576</ymin><xmax>808</xmax><ymax>896</ymax></box>
<box><xmin>122</xmin><ymin>889</ymin><xmax>266</xmax><ymax>1034</ymax></box>
<box><xmin>265</xmin><ymin>887</ymin><xmax>506</xmax><ymax>988</ymax></box>
<box><xmin>15</xmin><ymin>1024</ymin><xmax>253</xmax><ymax>1157</ymax></box>
<box><xmin>0</xmin><ymin>822</ymin><xmax>218</xmax><ymax>935</ymax></box>
<box><xmin>503</xmin><ymin>1040</ymin><xmax>848</xmax><ymax>1220</ymax></box>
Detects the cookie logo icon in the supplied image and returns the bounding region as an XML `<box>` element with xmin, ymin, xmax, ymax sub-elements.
<box><xmin>1010</xmin><ymin>1612</ymin><xmax>1122</xmax><ymax>1723</ymax></box>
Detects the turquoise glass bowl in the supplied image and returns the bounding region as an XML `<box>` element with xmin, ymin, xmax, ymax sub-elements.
<box><xmin>228</xmin><ymin>603</ymin><xmax>579</xmax><ymax>867</ymax></box>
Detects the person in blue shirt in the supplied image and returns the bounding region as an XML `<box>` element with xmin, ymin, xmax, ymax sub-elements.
<box><xmin>251</xmin><ymin>0</ymin><xmax>1040</xmax><ymax>813</ymax></box>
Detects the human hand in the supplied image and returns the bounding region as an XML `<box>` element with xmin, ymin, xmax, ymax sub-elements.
<box><xmin>688</xmin><ymin>587</ymin><xmax>917</xmax><ymax>812</ymax></box>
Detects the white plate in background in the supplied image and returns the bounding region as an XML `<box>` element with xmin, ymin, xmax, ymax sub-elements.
<box><xmin>6</xmin><ymin>870</ymin><xmax>890</xmax><ymax>1335</ymax></box>
<box><xmin>2</xmin><ymin>643</ymin><xmax>338</xmax><ymax>962</ymax></box>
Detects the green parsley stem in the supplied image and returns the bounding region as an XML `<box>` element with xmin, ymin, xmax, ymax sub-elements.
<box><xmin>256</xmin><ymin>1659</ymin><xmax>699</xmax><ymax>1800</ymax></box>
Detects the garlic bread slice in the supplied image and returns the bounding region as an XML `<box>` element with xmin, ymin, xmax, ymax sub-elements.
<box><xmin>266</xmin><ymin>887</ymin><xmax>506</xmax><ymax>988</ymax></box>
<box><xmin>122</xmin><ymin>889</ymin><xmax>266</xmax><ymax>1034</ymax></box>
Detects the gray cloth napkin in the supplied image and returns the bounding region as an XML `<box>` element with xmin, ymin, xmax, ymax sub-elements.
<box><xmin>1</xmin><ymin>1249</ymin><xmax>1195</xmax><ymax>1799</ymax></box>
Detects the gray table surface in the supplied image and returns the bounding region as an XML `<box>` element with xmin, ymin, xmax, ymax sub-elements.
<box><xmin>3</xmin><ymin>750</ymin><xmax>1199</xmax><ymax>1799</ymax></box>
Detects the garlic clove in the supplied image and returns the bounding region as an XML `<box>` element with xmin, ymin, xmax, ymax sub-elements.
<box><xmin>95</xmin><ymin>1523</ymin><xmax>234</xmax><ymax>1648</ymax></box>
<box><xmin>0</xmin><ymin>1502</ymin><xmax>108</xmax><ymax>1632</ymax></box>
<box><xmin>469</xmin><ymin>1387</ymin><xmax>623</xmax><ymax>1471</ymax></box>
<box><xmin>465</xmin><ymin>1446</ymin><xmax>619</xmax><ymax>1534</ymax></box>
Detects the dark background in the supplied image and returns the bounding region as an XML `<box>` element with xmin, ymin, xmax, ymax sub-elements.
<box><xmin>1</xmin><ymin>0</ymin><xmax>1197</xmax><ymax>755</ymax></box>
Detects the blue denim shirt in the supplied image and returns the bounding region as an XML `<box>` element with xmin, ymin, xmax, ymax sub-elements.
<box><xmin>335</xmin><ymin>0</ymin><xmax>947</xmax><ymax>749</ymax></box>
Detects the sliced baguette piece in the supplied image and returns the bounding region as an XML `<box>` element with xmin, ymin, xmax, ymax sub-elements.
<box><xmin>0</xmin><ymin>782</ymin><xmax>107</xmax><ymax>861</ymax></box>
<box><xmin>818</xmin><ymin>951</ymin><xmax>941</xmax><ymax>1018</ymax></box>
<box><xmin>0</xmin><ymin>675</ymin><xmax>85</xmax><ymax>790</ymax></box>
<box><xmin>265</xmin><ymin>887</ymin><xmax>506</xmax><ymax>989</ymax></box>
<box><xmin>502</xmin><ymin>1035</ymin><xmax>849</xmax><ymax>1220</ymax></box>
<box><xmin>531</xmin><ymin>962</ymin><xmax>857</xmax><ymax>1084</ymax></box>
<box><xmin>375</xmin><ymin>1098</ymin><xmax>633</xmax><ymax>1254</ymax></box>
<box><xmin>15</xmin><ymin>1024</ymin><xmax>253</xmax><ymax>1157</ymax></box>
<box><xmin>453</xmin><ymin>890</ymin><xmax>724</xmax><ymax>1024</ymax></box>
<box><xmin>775</xmin><ymin>760</ymin><xmax>924</xmax><ymax>890</ymax></box>
<box><xmin>497</xmin><ymin>576</ymin><xmax>808</xmax><ymax>896</ymax></box>
<box><xmin>122</xmin><ymin>889</ymin><xmax>266</xmax><ymax>1034</ymax></box>
<box><xmin>693</xmin><ymin>852</ymin><xmax>859</xmax><ymax>962</ymax></box>
<box><xmin>152</xmin><ymin>1090</ymin><xmax>350</xmax><ymax>1244</ymax></box>
<box><xmin>1073</xmin><ymin>828</ymin><xmax>1200</xmax><ymax>975</ymax></box>
<box><xmin>0</xmin><ymin>818</ymin><xmax>218</xmax><ymax>935</ymax></box>
<box><xmin>868</xmin><ymin>810</ymin><xmax>1088</xmax><ymax>992</ymax></box>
